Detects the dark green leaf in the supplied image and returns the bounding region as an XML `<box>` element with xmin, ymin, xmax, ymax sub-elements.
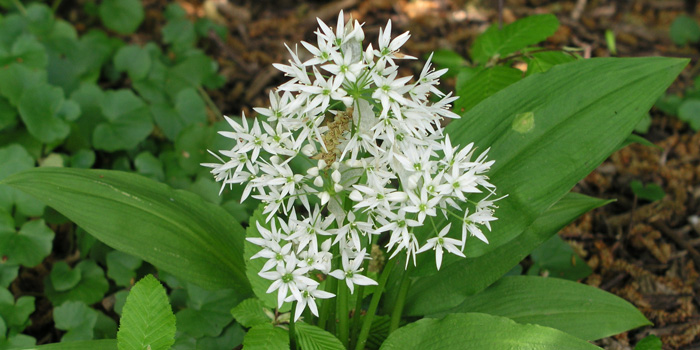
<box><xmin>44</xmin><ymin>260</ymin><xmax>108</xmax><ymax>306</ymax></box>
<box><xmin>98</xmin><ymin>0</ymin><xmax>144</xmax><ymax>35</ymax></box>
<box><xmin>380</xmin><ymin>313</ymin><xmax>600</xmax><ymax>350</ymax></box>
<box><xmin>12</xmin><ymin>339</ymin><xmax>116</xmax><ymax>350</ymax></box>
<box><xmin>163</xmin><ymin>18</ymin><xmax>196</xmax><ymax>50</ymax></box>
<box><xmin>0</xmin><ymin>63</ymin><xmax>45</xmax><ymax>106</ymax></box>
<box><xmin>471</xmin><ymin>14</ymin><xmax>560</xmax><ymax>63</ymax></box>
<box><xmin>654</xmin><ymin>94</ymin><xmax>682</xmax><ymax>116</ymax></box>
<box><xmin>527</xmin><ymin>234</ymin><xmax>592</xmax><ymax>280</ymax></box>
<box><xmin>630</xmin><ymin>180</ymin><xmax>665</xmax><ymax>202</ymax></box>
<box><xmin>93</xmin><ymin>90</ymin><xmax>153</xmax><ymax>151</ymax></box>
<box><xmin>70</xmin><ymin>149</ymin><xmax>96</xmax><ymax>169</ymax></box>
<box><xmin>50</xmin><ymin>261</ymin><xmax>82</xmax><ymax>292</ymax></box>
<box><xmin>175</xmin><ymin>284</ymin><xmax>239</xmax><ymax>338</ymax></box>
<box><xmin>117</xmin><ymin>275</ymin><xmax>175</xmax><ymax>350</ymax></box>
<box><xmin>54</xmin><ymin>301</ymin><xmax>98</xmax><ymax>342</ymax></box>
<box><xmin>635</xmin><ymin>335</ymin><xmax>662</xmax><ymax>350</ymax></box>
<box><xmin>106</xmin><ymin>250</ymin><xmax>142</xmax><ymax>287</ymax></box>
<box><xmin>114</xmin><ymin>45</ymin><xmax>151</xmax><ymax>81</ymax></box>
<box><xmin>0</xmin><ymin>264</ymin><xmax>18</xmax><ymax>288</ymax></box>
<box><xmin>134</xmin><ymin>152</ymin><xmax>164</xmax><ymax>182</ymax></box>
<box><xmin>18</xmin><ymin>83</ymin><xmax>71</xmax><ymax>143</ymax></box>
<box><xmin>0</xmin><ymin>96</ymin><xmax>17</xmax><ymax>131</ymax></box>
<box><xmin>670</xmin><ymin>15</ymin><xmax>700</xmax><ymax>46</ymax></box>
<box><xmin>438</xmin><ymin>276</ymin><xmax>650</xmax><ymax>341</ymax></box>
<box><xmin>0</xmin><ymin>287</ymin><xmax>34</xmax><ymax>331</ymax></box>
<box><xmin>2</xmin><ymin>168</ymin><xmax>251</xmax><ymax>292</ymax></box>
<box><xmin>0</xmin><ymin>219</ymin><xmax>54</xmax><ymax>267</ymax></box>
<box><xmin>677</xmin><ymin>98</ymin><xmax>700</xmax><ymax>130</ymax></box>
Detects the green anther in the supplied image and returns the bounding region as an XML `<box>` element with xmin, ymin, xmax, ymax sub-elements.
<box><xmin>398</xmin><ymin>220</ymin><xmax>406</xmax><ymax>227</ymax></box>
<box><xmin>346</xmin><ymin>271</ymin><xmax>354</xmax><ymax>278</ymax></box>
<box><xmin>287</xmin><ymin>176</ymin><xmax>294</xmax><ymax>183</ymax></box>
<box><xmin>419</xmin><ymin>203</ymin><xmax>427</xmax><ymax>212</ymax></box>
<box><xmin>437</xmin><ymin>237</ymin><xmax>444</xmax><ymax>245</ymax></box>
<box><xmin>276</xmin><ymin>253</ymin><xmax>284</xmax><ymax>261</ymax></box>
<box><xmin>377</xmin><ymin>193</ymin><xmax>385</xmax><ymax>200</ymax></box>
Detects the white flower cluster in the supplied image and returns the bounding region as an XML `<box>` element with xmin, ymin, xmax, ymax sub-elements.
<box><xmin>204</xmin><ymin>11</ymin><xmax>502</xmax><ymax>321</ymax></box>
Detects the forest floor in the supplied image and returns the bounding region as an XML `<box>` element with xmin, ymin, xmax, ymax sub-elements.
<box><xmin>49</xmin><ymin>0</ymin><xmax>700</xmax><ymax>348</ymax></box>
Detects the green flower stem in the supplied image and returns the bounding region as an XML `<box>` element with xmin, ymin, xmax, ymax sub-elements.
<box><xmin>290</xmin><ymin>301</ymin><xmax>298</xmax><ymax>350</ymax></box>
<box><xmin>389</xmin><ymin>266</ymin><xmax>412</xmax><ymax>333</ymax></box>
<box><xmin>337</xmin><ymin>280</ymin><xmax>349</xmax><ymax>348</ymax></box>
<box><xmin>11</xmin><ymin>0</ymin><xmax>27</xmax><ymax>15</ymax></box>
<box><xmin>318</xmin><ymin>249</ymin><xmax>339</xmax><ymax>330</ymax></box>
<box><xmin>354</xmin><ymin>257</ymin><xmax>396</xmax><ymax>350</ymax></box>
<box><xmin>197</xmin><ymin>86</ymin><xmax>224</xmax><ymax>120</ymax></box>
<box><xmin>349</xmin><ymin>259</ymin><xmax>370</xmax><ymax>349</ymax></box>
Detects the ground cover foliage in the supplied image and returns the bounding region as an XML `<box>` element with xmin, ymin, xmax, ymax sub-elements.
<box><xmin>0</xmin><ymin>0</ymin><xmax>698</xmax><ymax>349</ymax></box>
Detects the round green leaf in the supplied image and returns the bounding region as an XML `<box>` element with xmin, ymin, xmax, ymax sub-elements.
<box><xmin>0</xmin><ymin>264</ymin><xmax>18</xmax><ymax>288</ymax></box>
<box><xmin>134</xmin><ymin>152</ymin><xmax>164</xmax><ymax>182</ymax></box>
<box><xmin>98</xmin><ymin>0</ymin><xmax>144</xmax><ymax>35</ymax></box>
<box><xmin>54</xmin><ymin>301</ymin><xmax>98</xmax><ymax>342</ymax></box>
<box><xmin>18</xmin><ymin>83</ymin><xmax>70</xmax><ymax>143</ymax></box>
<box><xmin>381</xmin><ymin>313</ymin><xmax>600</xmax><ymax>350</ymax></box>
<box><xmin>670</xmin><ymin>15</ymin><xmax>700</xmax><ymax>46</ymax></box>
<box><xmin>44</xmin><ymin>259</ymin><xmax>108</xmax><ymax>306</ymax></box>
<box><xmin>50</xmin><ymin>261</ymin><xmax>81</xmax><ymax>292</ymax></box>
<box><xmin>94</xmin><ymin>90</ymin><xmax>153</xmax><ymax>151</ymax></box>
<box><xmin>0</xmin><ymin>219</ymin><xmax>54</xmax><ymax>267</ymax></box>
<box><xmin>106</xmin><ymin>250</ymin><xmax>142</xmax><ymax>287</ymax></box>
<box><xmin>70</xmin><ymin>149</ymin><xmax>96</xmax><ymax>169</ymax></box>
<box><xmin>114</xmin><ymin>45</ymin><xmax>151</xmax><ymax>81</ymax></box>
<box><xmin>0</xmin><ymin>64</ymin><xmax>45</xmax><ymax>107</ymax></box>
<box><xmin>677</xmin><ymin>98</ymin><xmax>700</xmax><ymax>131</ymax></box>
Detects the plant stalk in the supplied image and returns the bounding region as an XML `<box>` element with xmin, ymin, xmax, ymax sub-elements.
<box><xmin>337</xmin><ymin>280</ymin><xmax>349</xmax><ymax>348</ymax></box>
<box><xmin>389</xmin><ymin>266</ymin><xmax>412</xmax><ymax>333</ymax></box>
<box><xmin>290</xmin><ymin>301</ymin><xmax>297</xmax><ymax>350</ymax></box>
<box><xmin>354</xmin><ymin>257</ymin><xmax>395</xmax><ymax>350</ymax></box>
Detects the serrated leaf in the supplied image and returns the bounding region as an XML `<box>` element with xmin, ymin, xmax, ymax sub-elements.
<box><xmin>439</xmin><ymin>276</ymin><xmax>650</xmax><ymax>341</ymax></box>
<box><xmin>230</xmin><ymin>298</ymin><xmax>270</xmax><ymax>328</ymax></box>
<box><xmin>0</xmin><ymin>219</ymin><xmax>54</xmax><ymax>267</ymax></box>
<box><xmin>50</xmin><ymin>261</ymin><xmax>81</xmax><ymax>292</ymax></box>
<box><xmin>54</xmin><ymin>301</ymin><xmax>98</xmax><ymax>341</ymax></box>
<box><xmin>106</xmin><ymin>250</ymin><xmax>142</xmax><ymax>287</ymax></box>
<box><xmin>295</xmin><ymin>322</ymin><xmax>344</xmax><ymax>350</ymax></box>
<box><xmin>98</xmin><ymin>0</ymin><xmax>144</xmax><ymax>35</ymax></box>
<box><xmin>2</xmin><ymin>167</ymin><xmax>251</xmax><ymax>292</ymax></box>
<box><xmin>471</xmin><ymin>14</ymin><xmax>560</xmax><ymax>63</ymax></box>
<box><xmin>242</xmin><ymin>324</ymin><xmax>288</xmax><ymax>350</ymax></box>
<box><xmin>117</xmin><ymin>275</ymin><xmax>175</xmax><ymax>350</ymax></box>
<box><xmin>45</xmin><ymin>260</ymin><xmax>108</xmax><ymax>306</ymax></box>
<box><xmin>380</xmin><ymin>313</ymin><xmax>600</xmax><ymax>350</ymax></box>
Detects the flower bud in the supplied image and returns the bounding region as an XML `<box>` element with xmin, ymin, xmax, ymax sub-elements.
<box><xmin>334</xmin><ymin>184</ymin><xmax>343</xmax><ymax>192</ymax></box>
<box><xmin>320</xmin><ymin>191</ymin><xmax>330</xmax><ymax>205</ymax></box>
<box><xmin>307</xmin><ymin>167</ymin><xmax>319</xmax><ymax>177</ymax></box>
<box><xmin>349</xmin><ymin>189</ymin><xmax>363</xmax><ymax>202</ymax></box>
<box><xmin>318</xmin><ymin>159</ymin><xmax>327</xmax><ymax>170</ymax></box>
<box><xmin>331</xmin><ymin>170</ymin><xmax>341</xmax><ymax>183</ymax></box>
<box><xmin>314</xmin><ymin>176</ymin><xmax>324</xmax><ymax>187</ymax></box>
<box><xmin>301</xmin><ymin>144</ymin><xmax>316</xmax><ymax>157</ymax></box>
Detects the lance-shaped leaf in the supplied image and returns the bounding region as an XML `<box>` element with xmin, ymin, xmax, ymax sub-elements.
<box><xmin>433</xmin><ymin>276</ymin><xmax>651</xmax><ymax>341</ymax></box>
<box><xmin>408</xmin><ymin>57</ymin><xmax>686</xmax><ymax>310</ymax></box>
<box><xmin>1</xmin><ymin>167</ymin><xmax>252</xmax><ymax>293</ymax></box>
<box><xmin>406</xmin><ymin>193</ymin><xmax>610</xmax><ymax>315</ymax></box>
<box><xmin>380</xmin><ymin>313</ymin><xmax>600</xmax><ymax>350</ymax></box>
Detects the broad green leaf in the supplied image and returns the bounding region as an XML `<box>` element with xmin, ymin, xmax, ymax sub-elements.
<box><xmin>94</xmin><ymin>312</ymin><xmax>117</xmax><ymax>339</ymax></box>
<box><xmin>2</xmin><ymin>168</ymin><xmax>251</xmax><ymax>292</ymax></box>
<box><xmin>437</xmin><ymin>276</ymin><xmax>650</xmax><ymax>341</ymax></box>
<box><xmin>0</xmin><ymin>264</ymin><xmax>18</xmax><ymax>288</ymax></box>
<box><xmin>670</xmin><ymin>15</ymin><xmax>700</xmax><ymax>46</ymax></box>
<box><xmin>93</xmin><ymin>90</ymin><xmax>153</xmax><ymax>151</ymax></box>
<box><xmin>134</xmin><ymin>152</ymin><xmax>164</xmax><ymax>182</ymax></box>
<box><xmin>406</xmin><ymin>193</ymin><xmax>611</xmax><ymax>315</ymax></box>
<box><xmin>175</xmin><ymin>284</ymin><xmax>239</xmax><ymax>338</ymax></box>
<box><xmin>0</xmin><ymin>334</ymin><xmax>35</xmax><ymax>349</ymax></box>
<box><xmin>98</xmin><ymin>0</ymin><xmax>144</xmax><ymax>35</ymax></box>
<box><xmin>527</xmin><ymin>234</ymin><xmax>592</xmax><ymax>280</ymax></box>
<box><xmin>44</xmin><ymin>260</ymin><xmax>108</xmax><ymax>306</ymax></box>
<box><xmin>152</xmin><ymin>88</ymin><xmax>207</xmax><ymax>141</ymax></box>
<box><xmin>0</xmin><ymin>35</ymin><xmax>47</xmax><ymax>69</ymax></box>
<box><xmin>118</xmin><ymin>275</ymin><xmax>175</xmax><ymax>350</ymax></box>
<box><xmin>54</xmin><ymin>301</ymin><xmax>98</xmax><ymax>342</ymax></box>
<box><xmin>242</xmin><ymin>324</ymin><xmax>288</xmax><ymax>350</ymax></box>
<box><xmin>194</xmin><ymin>323</ymin><xmax>245</xmax><ymax>350</ymax></box>
<box><xmin>67</xmin><ymin>84</ymin><xmax>106</xmax><ymax>150</ymax></box>
<box><xmin>70</xmin><ymin>150</ymin><xmax>96</xmax><ymax>169</ymax></box>
<box><xmin>230</xmin><ymin>298</ymin><xmax>270</xmax><ymax>328</ymax></box>
<box><xmin>0</xmin><ymin>219</ymin><xmax>54</xmax><ymax>267</ymax></box>
<box><xmin>634</xmin><ymin>113</ymin><xmax>652</xmax><ymax>134</ymax></box>
<box><xmin>471</xmin><ymin>14</ymin><xmax>560</xmax><ymax>63</ymax></box>
<box><xmin>677</xmin><ymin>98</ymin><xmax>700</xmax><ymax>130</ymax></box>
<box><xmin>380</xmin><ymin>313</ymin><xmax>600</xmax><ymax>350</ymax></box>
<box><xmin>454</xmin><ymin>66</ymin><xmax>522</xmax><ymax>113</ymax></box>
<box><xmin>106</xmin><ymin>250</ymin><xmax>142</xmax><ymax>287</ymax></box>
<box><xmin>630</xmin><ymin>180</ymin><xmax>665</xmax><ymax>202</ymax></box>
<box><xmin>295</xmin><ymin>322</ymin><xmax>345</xmax><ymax>350</ymax></box>
<box><xmin>0</xmin><ymin>144</ymin><xmax>44</xmax><ymax>216</ymax></box>
<box><xmin>50</xmin><ymin>262</ymin><xmax>81</xmax><ymax>292</ymax></box>
<box><xmin>162</xmin><ymin>18</ymin><xmax>196</xmax><ymax>50</ymax></box>
<box><xmin>18</xmin><ymin>83</ymin><xmax>71</xmax><ymax>143</ymax></box>
<box><xmin>655</xmin><ymin>94</ymin><xmax>682</xmax><ymax>116</ymax></box>
<box><xmin>0</xmin><ymin>96</ymin><xmax>17</xmax><ymax>131</ymax></box>
<box><xmin>25</xmin><ymin>4</ymin><xmax>53</xmax><ymax>37</ymax></box>
<box><xmin>0</xmin><ymin>64</ymin><xmax>45</xmax><ymax>107</ymax></box>
<box><xmin>13</xmin><ymin>339</ymin><xmax>117</xmax><ymax>350</ymax></box>
<box><xmin>114</xmin><ymin>45</ymin><xmax>151</xmax><ymax>81</ymax></box>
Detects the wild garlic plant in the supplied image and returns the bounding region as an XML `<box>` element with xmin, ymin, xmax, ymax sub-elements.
<box><xmin>203</xmin><ymin>11</ymin><xmax>501</xmax><ymax>322</ymax></box>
